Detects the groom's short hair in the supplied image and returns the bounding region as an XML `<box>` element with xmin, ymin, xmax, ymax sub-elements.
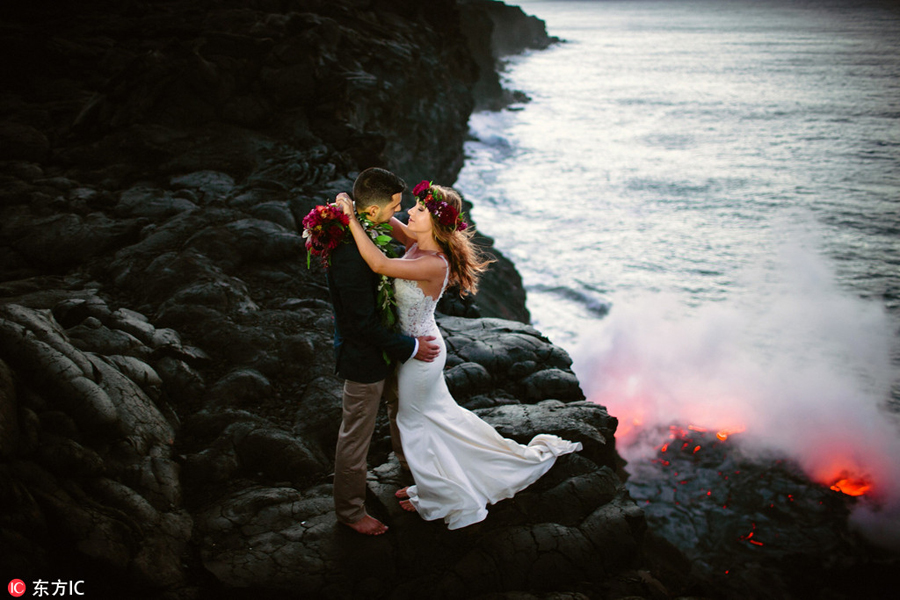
<box><xmin>353</xmin><ymin>167</ymin><xmax>406</xmax><ymax>209</ymax></box>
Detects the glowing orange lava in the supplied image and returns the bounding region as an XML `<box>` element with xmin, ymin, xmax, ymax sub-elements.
<box><xmin>668</xmin><ymin>425</ymin><xmax>688</xmax><ymax>438</ymax></box>
<box><xmin>716</xmin><ymin>427</ymin><xmax>746</xmax><ymax>441</ymax></box>
<box><xmin>829</xmin><ymin>477</ymin><xmax>872</xmax><ymax>497</ymax></box>
<box><xmin>666</xmin><ymin>424</ymin><xmax>747</xmax><ymax>443</ymax></box>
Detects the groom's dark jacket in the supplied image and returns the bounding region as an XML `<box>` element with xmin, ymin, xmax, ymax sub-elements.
<box><xmin>326</xmin><ymin>239</ymin><xmax>415</xmax><ymax>384</ymax></box>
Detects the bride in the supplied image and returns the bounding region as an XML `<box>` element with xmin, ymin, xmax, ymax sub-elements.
<box><xmin>335</xmin><ymin>181</ymin><xmax>581</xmax><ymax>530</ymax></box>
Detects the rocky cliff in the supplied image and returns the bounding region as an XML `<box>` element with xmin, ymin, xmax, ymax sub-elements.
<box><xmin>0</xmin><ymin>1</ymin><xmax>684</xmax><ymax>598</ymax></box>
<box><xmin>458</xmin><ymin>0</ymin><xmax>561</xmax><ymax>110</ymax></box>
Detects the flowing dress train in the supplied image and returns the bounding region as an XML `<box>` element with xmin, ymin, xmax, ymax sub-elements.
<box><xmin>395</xmin><ymin>250</ymin><xmax>582</xmax><ymax>530</ymax></box>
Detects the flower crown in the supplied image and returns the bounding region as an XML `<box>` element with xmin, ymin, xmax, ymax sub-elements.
<box><xmin>412</xmin><ymin>180</ymin><xmax>468</xmax><ymax>232</ymax></box>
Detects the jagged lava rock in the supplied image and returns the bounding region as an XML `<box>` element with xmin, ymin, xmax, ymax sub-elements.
<box><xmin>0</xmin><ymin>1</ymin><xmax>669</xmax><ymax>598</ymax></box>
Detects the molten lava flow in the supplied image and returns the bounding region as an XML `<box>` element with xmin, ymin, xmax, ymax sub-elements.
<box><xmin>817</xmin><ymin>464</ymin><xmax>874</xmax><ymax>497</ymax></box>
<box><xmin>829</xmin><ymin>477</ymin><xmax>872</xmax><ymax>497</ymax></box>
<box><xmin>667</xmin><ymin>424</ymin><xmax>747</xmax><ymax>443</ymax></box>
<box><xmin>716</xmin><ymin>426</ymin><xmax>746</xmax><ymax>441</ymax></box>
<box><xmin>739</xmin><ymin>523</ymin><xmax>765</xmax><ymax>547</ymax></box>
<box><xmin>668</xmin><ymin>425</ymin><xmax>690</xmax><ymax>438</ymax></box>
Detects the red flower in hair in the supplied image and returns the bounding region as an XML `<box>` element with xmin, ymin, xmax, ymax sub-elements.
<box><xmin>413</xmin><ymin>179</ymin><xmax>469</xmax><ymax>232</ymax></box>
<box><xmin>412</xmin><ymin>180</ymin><xmax>431</xmax><ymax>197</ymax></box>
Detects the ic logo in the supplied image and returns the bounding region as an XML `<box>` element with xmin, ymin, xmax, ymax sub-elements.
<box><xmin>7</xmin><ymin>580</ymin><xmax>26</xmax><ymax>597</ymax></box>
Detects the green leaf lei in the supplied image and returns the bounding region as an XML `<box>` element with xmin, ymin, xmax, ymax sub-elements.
<box><xmin>358</xmin><ymin>213</ymin><xmax>399</xmax><ymax>333</ymax></box>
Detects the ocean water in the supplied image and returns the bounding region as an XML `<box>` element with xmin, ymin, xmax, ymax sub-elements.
<box><xmin>456</xmin><ymin>0</ymin><xmax>900</xmax><ymax>548</ymax></box>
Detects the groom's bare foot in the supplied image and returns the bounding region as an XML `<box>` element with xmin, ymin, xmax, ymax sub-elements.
<box><xmin>394</xmin><ymin>486</ymin><xmax>410</xmax><ymax>500</ymax></box>
<box><xmin>399</xmin><ymin>499</ymin><xmax>417</xmax><ymax>512</ymax></box>
<box><xmin>343</xmin><ymin>515</ymin><xmax>388</xmax><ymax>535</ymax></box>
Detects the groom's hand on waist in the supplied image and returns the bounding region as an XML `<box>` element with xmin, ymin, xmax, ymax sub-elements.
<box><xmin>414</xmin><ymin>336</ymin><xmax>440</xmax><ymax>362</ymax></box>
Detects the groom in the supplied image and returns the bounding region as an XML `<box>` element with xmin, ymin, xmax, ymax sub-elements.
<box><xmin>327</xmin><ymin>167</ymin><xmax>439</xmax><ymax>535</ymax></box>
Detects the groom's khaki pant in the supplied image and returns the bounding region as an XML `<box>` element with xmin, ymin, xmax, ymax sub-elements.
<box><xmin>333</xmin><ymin>375</ymin><xmax>406</xmax><ymax>524</ymax></box>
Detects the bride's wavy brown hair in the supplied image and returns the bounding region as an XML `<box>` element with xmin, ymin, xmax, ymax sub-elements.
<box><xmin>428</xmin><ymin>185</ymin><xmax>494</xmax><ymax>295</ymax></box>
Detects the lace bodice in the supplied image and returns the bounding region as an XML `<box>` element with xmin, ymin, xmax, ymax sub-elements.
<box><xmin>394</xmin><ymin>252</ymin><xmax>449</xmax><ymax>337</ymax></box>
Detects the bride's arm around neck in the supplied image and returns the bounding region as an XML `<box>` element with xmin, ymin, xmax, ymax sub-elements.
<box><xmin>340</xmin><ymin>202</ymin><xmax>444</xmax><ymax>285</ymax></box>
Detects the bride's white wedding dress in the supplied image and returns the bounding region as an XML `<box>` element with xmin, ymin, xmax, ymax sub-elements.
<box><xmin>394</xmin><ymin>250</ymin><xmax>582</xmax><ymax>530</ymax></box>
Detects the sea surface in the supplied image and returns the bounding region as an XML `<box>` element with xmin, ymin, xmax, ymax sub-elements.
<box><xmin>456</xmin><ymin>0</ymin><xmax>900</xmax><ymax>550</ymax></box>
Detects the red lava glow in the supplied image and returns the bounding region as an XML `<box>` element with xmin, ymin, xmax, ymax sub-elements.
<box><xmin>716</xmin><ymin>427</ymin><xmax>746</xmax><ymax>441</ymax></box>
<box><xmin>739</xmin><ymin>523</ymin><xmax>765</xmax><ymax>547</ymax></box>
<box><xmin>614</xmin><ymin>408</ymin><xmax>880</xmax><ymax>499</ymax></box>
<box><xmin>829</xmin><ymin>477</ymin><xmax>872</xmax><ymax>497</ymax></box>
<box><xmin>668</xmin><ymin>424</ymin><xmax>747</xmax><ymax>443</ymax></box>
<box><xmin>616</xmin><ymin>414</ymin><xmax>646</xmax><ymax>440</ymax></box>
<box><xmin>817</xmin><ymin>464</ymin><xmax>875</xmax><ymax>497</ymax></box>
<box><xmin>669</xmin><ymin>425</ymin><xmax>689</xmax><ymax>438</ymax></box>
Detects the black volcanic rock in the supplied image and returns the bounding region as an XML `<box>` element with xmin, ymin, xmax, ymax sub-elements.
<box><xmin>0</xmin><ymin>302</ymin><xmax>190</xmax><ymax>586</ymax></box>
<box><xmin>459</xmin><ymin>0</ymin><xmax>560</xmax><ymax>110</ymax></box>
<box><xmin>0</xmin><ymin>294</ymin><xmax>657</xmax><ymax>598</ymax></box>
<box><xmin>0</xmin><ymin>1</ymin><xmax>670</xmax><ymax>599</ymax></box>
<box><xmin>438</xmin><ymin>316</ymin><xmax>579</xmax><ymax>403</ymax></box>
<box><xmin>2</xmin><ymin>0</ymin><xmax>475</xmax><ymax>187</ymax></box>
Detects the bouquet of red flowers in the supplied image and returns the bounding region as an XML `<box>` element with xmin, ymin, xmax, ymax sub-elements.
<box><xmin>302</xmin><ymin>203</ymin><xmax>350</xmax><ymax>267</ymax></box>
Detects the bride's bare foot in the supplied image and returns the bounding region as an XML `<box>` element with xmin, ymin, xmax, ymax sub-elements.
<box><xmin>394</xmin><ymin>486</ymin><xmax>410</xmax><ymax>500</ymax></box>
<box><xmin>342</xmin><ymin>515</ymin><xmax>388</xmax><ymax>535</ymax></box>
<box><xmin>399</xmin><ymin>499</ymin><xmax>417</xmax><ymax>512</ymax></box>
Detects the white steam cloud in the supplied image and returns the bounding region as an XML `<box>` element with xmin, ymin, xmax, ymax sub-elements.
<box><xmin>573</xmin><ymin>242</ymin><xmax>900</xmax><ymax>550</ymax></box>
